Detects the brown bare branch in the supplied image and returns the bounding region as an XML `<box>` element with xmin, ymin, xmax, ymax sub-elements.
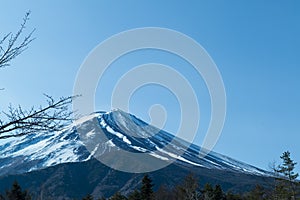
<box><xmin>0</xmin><ymin>11</ymin><xmax>35</xmax><ymax>69</ymax></box>
<box><xmin>0</xmin><ymin>95</ymin><xmax>78</xmax><ymax>139</ymax></box>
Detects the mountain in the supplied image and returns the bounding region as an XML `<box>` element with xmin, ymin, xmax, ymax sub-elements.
<box><xmin>0</xmin><ymin>109</ymin><xmax>270</xmax><ymax>177</ymax></box>
<box><xmin>0</xmin><ymin>157</ymin><xmax>275</xmax><ymax>199</ymax></box>
<box><xmin>0</xmin><ymin>109</ymin><xmax>275</xmax><ymax>199</ymax></box>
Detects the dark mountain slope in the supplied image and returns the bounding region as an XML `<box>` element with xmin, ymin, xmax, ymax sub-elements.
<box><xmin>0</xmin><ymin>158</ymin><xmax>274</xmax><ymax>199</ymax></box>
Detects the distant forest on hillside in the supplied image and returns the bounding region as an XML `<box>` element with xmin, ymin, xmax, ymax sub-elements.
<box><xmin>0</xmin><ymin>151</ymin><xmax>299</xmax><ymax>200</ymax></box>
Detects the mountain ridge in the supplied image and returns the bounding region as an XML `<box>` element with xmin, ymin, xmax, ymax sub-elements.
<box><xmin>0</xmin><ymin>109</ymin><xmax>277</xmax><ymax>199</ymax></box>
<box><xmin>0</xmin><ymin>109</ymin><xmax>272</xmax><ymax>177</ymax></box>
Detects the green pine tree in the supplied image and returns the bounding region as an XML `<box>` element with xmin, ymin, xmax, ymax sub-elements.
<box><xmin>140</xmin><ymin>175</ymin><xmax>154</xmax><ymax>200</ymax></box>
<box><xmin>274</xmin><ymin>151</ymin><xmax>299</xmax><ymax>199</ymax></box>
<box><xmin>202</xmin><ymin>183</ymin><xmax>214</xmax><ymax>200</ymax></box>
<box><xmin>213</xmin><ymin>184</ymin><xmax>224</xmax><ymax>200</ymax></box>
<box><xmin>6</xmin><ymin>181</ymin><xmax>31</xmax><ymax>200</ymax></box>
<box><xmin>245</xmin><ymin>185</ymin><xmax>267</xmax><ymax>200</ymax></box>
<box><xmin>154</xmin><ymin>185</ymin><xmax>174</xmax><ymax>200</ymax></box>
<box><xmin>176</xmin><ymin>174</ymin><xmax>200</xmax><ymax>200</ymax></box>
<box><xmin>128</xmin><ymin>189</ymin><xmax>141</xmax><ymax>200</ymax></box>
<box><xmin>109</xmin><ymin>192</ymin><xmax>127</xmax><ymax>200</ymax></box>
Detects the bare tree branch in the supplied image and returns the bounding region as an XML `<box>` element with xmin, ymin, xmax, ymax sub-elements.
<box><xmin>0</xmin><ymin>95</ymin><xmax>77</xmax><ymax>139</ymax></box>
<box><xmin>0</xmin><ymin>11</ymin><xmax>35</xmax><ymax>69</ymax></box>
<box><xmin>0</xmin><ymin>12</ymin><xmax>77</xmax><ymax>139</ymax></box>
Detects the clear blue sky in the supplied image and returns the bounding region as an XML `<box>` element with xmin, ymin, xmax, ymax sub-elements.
<box><xmin>0</xmin><ymin>1</ymin><xmax>299</xmax><ymax>173</ymax></box>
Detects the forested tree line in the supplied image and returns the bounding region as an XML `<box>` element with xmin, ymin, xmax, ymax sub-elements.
<box><xmin>0</xmin><ymin>151</ymin><xmax>298</xmax><ymax>200</ymax></box>
<box><xmin>82</xmin><ymin>151</ymin><xmax>299</xmax><ymax>200</ymax></box>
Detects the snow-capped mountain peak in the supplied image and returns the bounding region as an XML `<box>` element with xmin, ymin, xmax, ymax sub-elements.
<box><xmin>0</xmin><ymin>110</ymin><xmax>272</xmax><ymax>176</ymax></box>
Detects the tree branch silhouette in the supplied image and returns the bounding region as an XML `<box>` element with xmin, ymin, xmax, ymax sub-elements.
<box><xmin>0</xmin><ymin>12</ymin><xmax>76</xmax><ymax>139</ymax></box>
<box><xmin>0</xmin><ymin>11</ymin><xmax>35</xmax><ymax>69</ymax></box>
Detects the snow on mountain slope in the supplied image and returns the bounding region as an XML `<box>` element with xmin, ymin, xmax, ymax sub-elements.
<box><xmin>0</xmin><ymin>109</ymin><xmax>272</xmax><ymax>177</ymax></box>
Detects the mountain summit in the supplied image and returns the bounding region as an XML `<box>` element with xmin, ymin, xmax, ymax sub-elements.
<box><xmin>0</xmin><ymin>109</ymin><xmax>271</xmax><ymax>177</ymax></box>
